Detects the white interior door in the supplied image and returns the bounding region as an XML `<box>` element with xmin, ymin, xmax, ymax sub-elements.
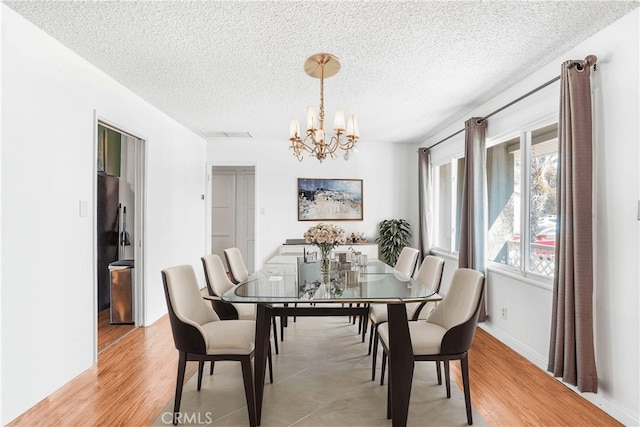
<box><xmin>211</xmin><ymin>167</ymin><xmax>255</xmax><ymax>272</ymax></box>
<box><xmin>237</xmin><ymin>169</ymin><xmax>255</xmax><ymax>271</ymax></box>
<box><xmin>211</xmin><ymin>170</ymin><xmax>236</xmax><ymax>262</ymax></box>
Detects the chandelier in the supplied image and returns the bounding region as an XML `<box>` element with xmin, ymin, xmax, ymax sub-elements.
<box><xmin>289</xmin><ymin>53</ymin><xmax>359</xmax><ymax>162</ymax></box>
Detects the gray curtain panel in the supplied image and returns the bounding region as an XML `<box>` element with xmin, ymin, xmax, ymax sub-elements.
<box><xmin>548</xmin><ymin>56</ymin><xmax>598</xmax><ymax>393</ymax></box>
<box><xmin>458</xmin><ymin>118</ymin><xmax>487</xmax><ymax>322</ymax></box>
<box><xmin>418</xmin><ymin>148</ymin><xmax>433</xmax><ymax>261</ymax></box>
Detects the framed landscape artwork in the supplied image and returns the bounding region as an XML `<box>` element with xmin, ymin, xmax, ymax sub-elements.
<box><xmin>298</xmin><ymin>178</ymin><xmax>363</xmax><ymax>221</ymax></box>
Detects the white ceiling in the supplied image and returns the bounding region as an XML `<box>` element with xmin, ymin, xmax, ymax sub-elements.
<box><xmin>5</xmin><ymin>1</ymin><xmax>638</xmax><ymax>144</ymax></box>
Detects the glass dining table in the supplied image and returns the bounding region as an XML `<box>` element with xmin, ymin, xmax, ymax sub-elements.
<box><xmin>220</xmin><ymin>258</ymin><xmax>442</xmax><ymax>427</ymax></box>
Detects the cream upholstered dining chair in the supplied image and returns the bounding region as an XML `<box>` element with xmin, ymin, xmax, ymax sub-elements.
<box><xmin>223</xmin><ymin>247</ymin><xmax>250</xmax><ymax>284</ymax></box>
<box><xmin>368</xmin><ymin>255</ymin><xmax>445</xmax><ymax>380</ymax></box>
<box><xmin>202</xmin><ymin>254</ymin><xmax>256</xmax><ymax>320</ymax></box>
<box><xmin>393</xmin><ymin>246</ymin><xmax>420</xmax><ymax>277</ymax></box>
<box><xmin>405</xmin><ymin>256</ymin><xmax>446</xmax><ymax>321</ymax></box>
<box><xmin>224</xmin><ymin>247</ymin><xmax>290</xmax><ymax>342</ymax></box>
<box><xmin>202</xmin><ymin>253</ymin><xmax>278</xmax><ymax>364</ymax></box>
<box><xmin>359</xmin><ymin>246</ymin><xmax>420</xmax><ymax>340</ymax></box>
<box><xmin>161</xmin><ymin>264</ymin><xmax>257</xmax><ymax>426</ymax></box>
<box><xmin>378</xmin><ymin>268</ymin><xmax>485</xmax><ymax>425</ymax></box>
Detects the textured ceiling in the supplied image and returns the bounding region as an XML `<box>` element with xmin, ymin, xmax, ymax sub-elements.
<box><xmin>5</xmin><ymin>1</ymin><xmax>638</xmax><ymax>144</ymax></box>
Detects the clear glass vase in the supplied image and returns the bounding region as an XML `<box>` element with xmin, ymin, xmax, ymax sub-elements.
<box><xmin>319</xmin><ymin>247</ymin><xmax>331</xmax><ymax>275</ymax></box>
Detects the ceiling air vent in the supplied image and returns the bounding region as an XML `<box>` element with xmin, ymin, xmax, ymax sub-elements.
<box><xmin>205</xmin><ymin>131</ymin><xmax>253</xmax><ymax>138</ymax></box>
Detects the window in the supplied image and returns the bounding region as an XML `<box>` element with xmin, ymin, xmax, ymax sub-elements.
<box><xmin>435</xmin><ymin>162</ymin><xmax>452</xmax><ymax>250</ymax></box>
<box><xmin>487</xmin><ymin>136</ymin><xmax>521</xmax><ymax>268</ymax></box>
<box><xmin>487</xmin><ymin>123</ymin><xmax>558</xmax><ymax>277</ymax></box>
<box><xmin>433</xmin><ymin>157</ymin><xmax>464</xmax><ymax>252</ymax></box>
<box><xmin>528</xmin><ymin>126</ymin><xmax>559</xmax><ymax>276</ymax></box>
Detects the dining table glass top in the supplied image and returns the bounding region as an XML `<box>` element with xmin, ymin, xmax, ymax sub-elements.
<box><xmin>221</xmin><ymin>259</ymin><xmax>439</xmax><ymax>304</ymax></box>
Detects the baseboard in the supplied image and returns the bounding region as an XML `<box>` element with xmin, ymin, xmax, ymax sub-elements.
<box><xmin>479</xmin><ymin>323</ymin><xmax>639</xmax><ymax>427</ymax></box>
<box><xmin>479</xmin><ymin>323</ymin><xmax>547</xmax><ymax>369</ymax></box>
<box><xmin>557</xmin><ymin>379</ymin><xmax>639</xmax><ymax>426</ymax></box>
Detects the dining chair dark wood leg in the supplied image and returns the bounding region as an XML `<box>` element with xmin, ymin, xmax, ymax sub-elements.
<box><xmin>460</xmin><ymin>353</ymin><xmax>473</xmax><ymax>425</ymax></box>
<box><xmin>172</xmin><ymin>351</ymin><xmax>187</xmax><ymax>425</ymax></box>
<box><xmin>197</xmin><ymin>360</ymin><xmax>205</xmax><ymax>391</ymax></box>
<box><xmin>380</xmin><ymin>351</ymin><xmax>386</xmax><ymax>385</ymax></box>
<box><xmin>271</xmin><ymin>316</ymin><xmax>279</xmax><ymax>354</ymax></box>
<box><xmin>444</xmin><ymin>359</ymin><xmax>451</xmax><ymax>398</ymax></box>
<box><xmin>371</xmin><ymin>324</ymin><xmax>380</xmax><ymax>380</ymax></box>
<box><xmin>368</xmin><ymin>322</ymin><xmax>376</xmax><ymax>355</ymax></box>
<box><xmin>461</xmin><ymin>353</ymin><xmax>473</xmax><ymax>425</ymax></box>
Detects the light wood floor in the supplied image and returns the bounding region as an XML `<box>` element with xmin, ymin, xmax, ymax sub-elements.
<box><xmin>98</xmin><ymin>308</ymin><xmax>136</xmax><ymax>352</ymax></box>
<box><xmin>8</xmin><ymin>316</ymin><xmax>621</xmax><ymax>426</ymax></box>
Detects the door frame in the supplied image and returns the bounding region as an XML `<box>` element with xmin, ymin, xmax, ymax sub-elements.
<box><xmin>93</xmin><ymin>113</ymin><xmax>147</xmax><ymax>360</ymax></box>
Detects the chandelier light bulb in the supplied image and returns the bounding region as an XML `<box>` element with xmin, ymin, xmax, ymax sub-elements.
<box><xmin>290</xmin><ymin>118</ymin><xmax>300</xmax><ymax>138</ymax></box>
<box><xmin>333</xmin><ymin>108</ymin><xmax>346</xmax><ymax>131</ymax></box>
<box><xmin>352</xmin><ymin>116</ymin><xmax>359</xmax><ymax>138</ymax></box>
<box><xmin>306</xmin><ymin>106</ymin><xmax>317</xmax><ymax>131</ymax></box>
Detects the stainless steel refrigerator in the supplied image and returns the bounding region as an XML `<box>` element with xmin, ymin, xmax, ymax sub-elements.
<box><xmin>97</xmin><ymin>173</ymin><xmax>119</xmax><ymax>312</ymax></box>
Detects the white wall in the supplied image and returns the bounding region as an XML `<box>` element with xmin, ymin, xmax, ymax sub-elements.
<box><xmin>0</xmin><ymin>5</ymin><xmax>206</xmax><ymax>423</ymax></box>
<box><xmin>418</xmin><ymin>9</ymin><xmax>640</xmax><ymax>425</ymax></box>
<box><xmin>206</xmin><ymin>140</ymin><xmax>416</xmax><ymax>266</ymax></box>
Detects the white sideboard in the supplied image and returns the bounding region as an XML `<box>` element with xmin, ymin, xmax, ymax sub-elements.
<box><xmin>280</xmin><ymin>242</ymin><xmax>378</xmax><ymax>259</ymax></box>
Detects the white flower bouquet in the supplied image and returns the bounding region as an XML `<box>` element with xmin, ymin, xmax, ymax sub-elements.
<box><xmin>304</xmin><ymin>223</ymin><xmax>347</xmax><ymax>272</ymax></box>
<box><xmin>304</xmin><ymin>223</ymin><xmax>347</xmax><ymax>251</ymax></box>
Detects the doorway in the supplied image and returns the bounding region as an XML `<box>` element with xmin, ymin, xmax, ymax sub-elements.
<box><xmin>96</xmin><ymin>121</ymin><xmax>145</xmax><ymax>352</ymax></box>
<box><xmin>210</xmin><ymin>166</ymin><xmax>255</xmax><ymax>272</ymax></box>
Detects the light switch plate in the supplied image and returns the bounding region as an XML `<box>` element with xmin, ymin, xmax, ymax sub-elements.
<box><xmin>79</xmin><ymin>200</ymin><xmax>88</xmax><ymax>218</ymax></box>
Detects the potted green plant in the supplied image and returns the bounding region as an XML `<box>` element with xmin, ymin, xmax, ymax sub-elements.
<box><xmin>375</xmin><ymin>219</ymin><xmax>412</xmax><ymax>266</ymax></box>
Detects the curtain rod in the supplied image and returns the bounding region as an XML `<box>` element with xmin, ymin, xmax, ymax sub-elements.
<box><xmin>425</xmin><ymin>74</ymin><xmax>560</xmax><ymax>150</ymax></box>
<box><xmin>422</xmin><ymin>55</ymin><xmax>597</xmax><ymax>151</ymax></box>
